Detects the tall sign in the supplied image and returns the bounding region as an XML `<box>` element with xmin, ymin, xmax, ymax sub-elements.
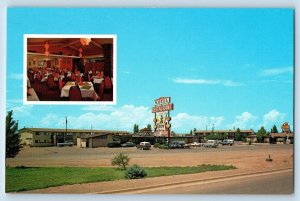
<box><xmin>152</xmin><ymin>97</ymin><xmax>174</xmax><ymax>144</ymax></box>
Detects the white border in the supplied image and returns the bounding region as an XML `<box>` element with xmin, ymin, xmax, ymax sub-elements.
<box><xmin>1</xmin><ymin>3</ymin><xmax>298</xmax><ymax>201</ymax></box>
<box><xmin>23</xmin><ymin>34</ymin><xmax>117</xmax><ymax>105</ymax></box>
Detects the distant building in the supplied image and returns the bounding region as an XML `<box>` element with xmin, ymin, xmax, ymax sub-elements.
<box><xmin>77</xmin><ymin>133</ymin><xmax>121</xmax><ymax>148</ymax></box>
<box><xmin>194</xmin><ymin>129</ymin><xmax>254</xmax><ymax>141</ymax></box>
<box><xmin>270</xmin><ymin>133</ymin><xmax>294</xmax><ymax>144</ymax></box>
<box><xmin>270</xmin><ymin>122</ymin><xmax>293</xmax><ymax>144</ymax></box>
<box><xmin>19</xmin><ymin>127</ymin><xmax>129</xmax><ymax>147</ymax></box>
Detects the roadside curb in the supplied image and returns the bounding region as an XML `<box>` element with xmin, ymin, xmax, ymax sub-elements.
<box><xmin>98</xmin><ymin>168</ymin><xmax>293</xmax><ymax>194</ymax></box>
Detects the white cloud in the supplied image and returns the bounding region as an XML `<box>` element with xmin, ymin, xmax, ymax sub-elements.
<box><xmin>260</xmin><ymin>66</ymin><xmax>293</xmax><ymax>77</ymax></box>
<box><xmin>230</xmin><ymin>112</ymin><xmax>257</xmax><ymax>129</ymax></box>
<box><xmin>39</xmin><ymin>104</ymin><xmax>153</xmax><ymax>131</ymax></box>
<box><xmin>9</xmin><ymin>73</ymin><xmax>23</xmax><ymax>80</ymax></box>
<box><xmin>173</xmin><ymin>78</ymin><xmax>220</xmax><ymax>85</ymax></box>
<box><xmin>8</xmin><ymin>105</ymin><xmax>33</xmax><ymax>116</ymax></box>
<box><xmin>173</xmin><ymin>78</ymin><xmax>243</xmax><ymax>87</ymax></box>
<box><xmin>223</xmin><ymin>80</ymin><xmax>243</xmax><ymax>87</ymax></box>
<box><xmin>172</xmin><ymin>113</ymin><xmax>224</xmax><ymax>133</ymax></box>
<box><xmin>263</xmin><ymin>109</ymin><xmax>285</xmax><ymax>127</ymax></box>
<box><xmin>40</xmin><ymin>114</ymin><xmax>66</xmax><ymax>128</ymax></box>
<box><xmin>81</xmin><ymin>105</ymin><xmax>117</xmax><ymax>112</ymax></box>
<box><xmin>38</xmin><ymin>105</ymin><xmax>226</xmax><ymax>133</ymax></box>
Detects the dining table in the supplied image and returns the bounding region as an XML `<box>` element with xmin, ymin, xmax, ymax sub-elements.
<box><xmin>60</xmin><ymin>81</ymin><xmax>98</xmax><ymax>100</ymax></box>
<box><xmin>27</xmin><ymin>88</ymin><xmax>39</xmax><ymax>101</ymax></box>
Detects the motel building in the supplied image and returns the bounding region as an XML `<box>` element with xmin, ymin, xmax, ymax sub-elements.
<box><xmin>19</xmin><ymin>127</ymin><xmax>128</xmax><ymax>148</ymax></box>
<box><xmin>194</xmin><ymin>129</ymin><xmax>254</xmax><ymax>142</ymax></box>
<box><xmin>26</xmin><ymin>37</ymin><xmax>114</xmax><ymax>102</ymax></box>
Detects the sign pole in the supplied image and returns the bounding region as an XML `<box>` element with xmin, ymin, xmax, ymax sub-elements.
<box><xmin>167</xmin><ymin>110</ymin><xmax>170</xmax><ymax>145</ymax></box>
<box><xmin>152</xmin><ymin>97</ymin><xmax>173</xmax><ymax>146</ymax></box>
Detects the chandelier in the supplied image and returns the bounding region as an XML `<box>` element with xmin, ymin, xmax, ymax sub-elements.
<box><xmin>44</xmin><ymin>41</ymin><xmax>49</xmax><ymax>56</ymax></box>
<box><xmin>80</xmin><ymin>38</ymin><xmax>91</xmax><ymax>46</ymax></box>
<box><xmin>79</xmin><ymin>48</ymin><xmax>83</xmax><ymax>58</ymax></box>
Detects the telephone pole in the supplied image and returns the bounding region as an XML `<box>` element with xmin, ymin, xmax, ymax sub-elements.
<box><xmin>65</xmin><ymin>116</ymin><xmax>67</xmax><ymax>142</ymax></box>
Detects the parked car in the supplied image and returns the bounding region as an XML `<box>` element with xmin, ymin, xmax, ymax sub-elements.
<box><xmin>203</xmin><ymin>140</ymin><xmax>218</xmax><ymax>148</ymax></box>
<box><xmin>121</xmin><ymin>142</ymin><xmax>136</xmax><ymax>147</ymax></box>
<box><xmin>108</xmin><ymin>142</ymin><xmax>121</xmax><ymax>147</ymax></box>
<box><xmin>170</xmin><ymin>141</ymin><xmax>190</xmax><ymax>149</ymax></box>
<box><xmin>220</xmin><ymin>139</ymin><xmax>234</xmax><ymax>146</ymax></box>
<box><xmin>188</xmin><ymin>142</ymin><xmax>201</xmax><ymax>147</ymax></box>
<box><xmin>136</xmin><ymin>142</ymin><xmax>151</xmax><ymax>150</ymax></box>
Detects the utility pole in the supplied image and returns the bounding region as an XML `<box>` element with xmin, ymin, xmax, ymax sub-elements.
<box><xmin>65</xmin><ymin>116</ymin><xmax>67</xmax><ymax>142</ymax></box>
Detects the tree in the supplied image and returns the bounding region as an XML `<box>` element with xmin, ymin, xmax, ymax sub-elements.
<box><xmin>257</xmin><ymin>126</ymin><xmax>267</xmax><ymax>143</ymax></box>
<box><xmin>235</xmin><ymin>128</ymin><xmax>242</xmax><ymax>141</ymax></box>
<box><xmin>206</xmin><ymin>133</ymin><xmax>223</xmax><ymax>140</ymax></box>
<box><xmin>171</xmin><ymin>131</ymin><xmax>176</xmax><ymax>136</ymax></box>
<box><xmin>271</xmin><ymin>125</ymin><xmax>278</xmax><ymax>133</ymax></box>
<box><xmin>133</xmin><ymin>124</ymin><xmax>139</xmax><ymax>133</ymax></box>
<box><xmin>6</xmin><ymin>110</ymin><xmax>21</xmax><ymax>158</ymax></box>
<box><xmin>147</xmin><ymin>124</ymin><xmax>152</xmax><ymax>132</ymax></box>
<box><xmin>190</xmin><ymin>130</ymin><xmax>193</xmax><ymax>135</ymax></box>
<box><xmin>111</xmin><ymin>153</ymin><xmax>130</xmax><ymax>170</ymax></box>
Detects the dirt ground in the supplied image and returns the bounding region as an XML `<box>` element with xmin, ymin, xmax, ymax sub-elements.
<box><xmin>6</xmin><ymin>144</ymin><xmax>293</xmax><ymax>172</ymax></box>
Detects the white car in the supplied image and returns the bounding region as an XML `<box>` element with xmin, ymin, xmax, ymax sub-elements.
<box><xmin>136</xmin><ymin>142</ymin><xmax>151</xmax><ymax>150</ymax></box>
<box><xmin>189</xmin><ymin>142</ymin><xmax>201</xmax><ymax>147</ymax></box>
<box><xmin>203</xmin><ymin>140</ymin><xmax>218</xmax><ymax>148</ymax></box>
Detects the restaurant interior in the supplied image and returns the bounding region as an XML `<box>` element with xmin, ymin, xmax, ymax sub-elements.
<box><xmin>26</xmin><ymin>37</ymin><xmax>114</xmax><ymax>102</ymax></box>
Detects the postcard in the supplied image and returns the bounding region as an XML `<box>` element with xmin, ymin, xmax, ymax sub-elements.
<box><xmin>5</xmin><ymin>8</ymin><xmax>294</xmax><ymax>194</ymax></box>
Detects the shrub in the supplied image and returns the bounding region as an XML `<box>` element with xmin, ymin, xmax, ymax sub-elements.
<box><xmin>125</xmin><ymin>164</ymin><xmax>147</xmax><ymax>179</ymax></box>
<box><xmin>159</xmin><ymin>144</ymin><xmax>169</xmax><ymax>149</ymax></box>
<box><xmin>111</xmin><ymin>153</ymin><xmax>130</xmax><ymax>170</ymax></box>
<box><xmin>154</xmin><ymin>143</ymin><xmax>160</xmax><ymax>148</ymax></box>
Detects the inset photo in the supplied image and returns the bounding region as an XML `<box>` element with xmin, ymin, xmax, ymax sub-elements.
<box><xmin>24</xmin><ymin>35</ymin><xmax>116</xmax><ymax>104</ymax></box>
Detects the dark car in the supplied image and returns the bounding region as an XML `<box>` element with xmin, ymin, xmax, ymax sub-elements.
<box><xmin>169</xmin><ymin>141</ymin><xmax>189</xmax><ymax>149</ymax></box>
<box><xmin>121</xmin><ymin>142</ymin><xmax>136</xmax><ymax>147</ymax></box>
<box><xmin>108</xmin><ymin>142</ymin><xmax>121</xmax><ymax>148</ymax></box>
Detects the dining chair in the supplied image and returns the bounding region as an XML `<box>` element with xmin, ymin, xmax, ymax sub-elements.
<box><xmin>69</xmin><ymin>86</ymin><xmax>82</xmax><ymax>101</ymax></box>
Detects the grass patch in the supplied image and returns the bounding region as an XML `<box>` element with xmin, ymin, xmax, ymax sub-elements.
<box><xmin>147</xmin><ymin>164</ymin><xmax>236</xmax><ymax>177</ymax></box>
<box><xmin>6</xmin><ymin>164</ymin><xmax>236</xmax><ymax>192</ymax></box>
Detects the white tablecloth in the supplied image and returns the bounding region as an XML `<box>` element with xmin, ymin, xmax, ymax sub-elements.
<box><xmin>60</xmin><ymin>81</ymin><xmax>98</xmax><ymax>99</ymax></box>
<box><xmin>93</xmin><ymin>77</ymin><xmax>104</xmax><ymax>84</ymax></box>
<box><xmin>27</xmin><ymin>88</ymin><xmax>39</xmax><ymax>101</ymax></box>
<box><xmin>27</xmin><ymin>78</ymin><xmax>31</xmax><ymax>87</ymax></box>
<box><xmin>54</xmin><ymin>75</ymin><xmax>65</xmax><ymax>81</ymax></box>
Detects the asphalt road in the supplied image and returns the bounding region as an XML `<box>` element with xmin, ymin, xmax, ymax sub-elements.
<box><xmin>126</xmin><ymin>169</ymin><xmax>293</xmax><ymax>194</ymax></box>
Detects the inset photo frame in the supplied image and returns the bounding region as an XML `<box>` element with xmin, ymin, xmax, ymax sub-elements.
<box><xmin>24</xmin><ymin>34</ymin><xmax>117</xmax><ymax>105</ymax></box>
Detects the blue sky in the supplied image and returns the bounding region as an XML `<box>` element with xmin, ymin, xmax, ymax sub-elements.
<box><xmin>6</xmin><ymin>8</ymin><xmax>294</xmax><ymax>133</ymax></box>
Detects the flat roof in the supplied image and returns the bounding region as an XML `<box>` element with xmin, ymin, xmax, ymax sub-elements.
<box><xmin>195</xmin><ymin>130</ymin><xmax>254</xmax><ymax>134</ymax></box>
<box><xmin>270</xmin><ymin>133</ymin><xmax>294</xmax><ymax>138</ymax></box>
<box><xmin>19</xmin><ymin>127</ymin><xmax>129</xmax><ymax>134</ymax></box>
